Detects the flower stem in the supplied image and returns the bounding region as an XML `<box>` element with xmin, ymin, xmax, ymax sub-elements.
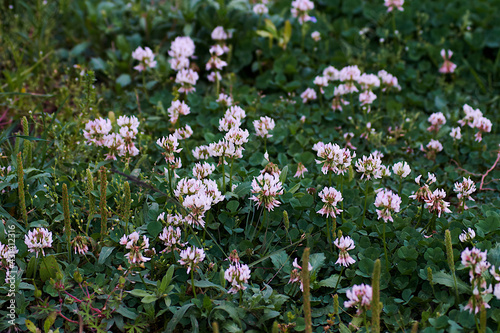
<box><xmin>191</xmin><ymin>269</ymin><xmax>197</xmax><ymax>298</ymax></box>
<box><xmin>222</xmin><ymin>157</ymin><xmax>226</xmax><ymax>193</ymax></box>
<box><xmin>340</xmin><ymin>175</ymin><xmax>345</xmax><ymax>223</ymax></box>
<box><xmin>398</xmin><ymin>176</ymin><xmax>402</xmax><ymax>197</ymax></box>
<box><xmin>168</xmin><ymin>167</ymin><xmax>173</xmax><ymax>197</ymax></box>
<box><xmin>229</xmin><ymin>158</ymin><xmax>235</xmax><ymax>191</ymax></box>
<box><xmin>333</xmin><ymin>266</ymin><xmax>345</xmax><ymax>292</ymax></box>
<box><xmin>383</xmin><ymin>223</ymin><xmax>389</xmax><ymax>272</ymax></box>
<box><xmin>326</xmin><ymin>217</ymin><xmax>332</xmax><ymax>252</ymax></box>
<box><xmin>361</xmin><ymin>182</ymin><xmax>369</xmax><ymax>226</ymax></box>
<box><xmin>415</xmin><ymin>202</ymin><xmax>424</xmax><ymax>228</ymax></box>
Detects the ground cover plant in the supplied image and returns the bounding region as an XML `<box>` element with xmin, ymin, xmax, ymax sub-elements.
<box><xmin>1</xmin><ymin>0</ymin><xmax>500</xmax><ymax>332</ymax></box>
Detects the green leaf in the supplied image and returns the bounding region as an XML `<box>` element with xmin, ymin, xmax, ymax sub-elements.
<box><xmin>226</xmin><ymin>200</ymin><xmax>239</xmax><ymax>213</ymax></box>
<box><xmin>116</xmin><ymin>74</ymin><xmax>131</xmax><ymax>87</ymax></box>
<box><xmin>309</xmin><ymin>253</ymin><xmax>326</xmax><ymax>272</ymax></box>
<box><xmin>141</xmin><ymin>295</ymin><xmax>160</xmax><ymax>303</ymax></box>
<box><xmin>210</xmin><ymin>302</ymin><xmax>242</xmax><ymax>327</ymax></box>
<box><xmin>193</xmin><ymin>280</ymin><xmax>227</xmax><ymax>292</ymax></box>
<box><xmin>129</xmin><ymin>289</ymin><xmax>152</xmax><ymax>298</ymax></box>
<box><xmin>147</xmin><ymin>220</ymin><xmax>163</xmax><ymax>238</ymax></box>
<box><xmin>165</xmin><ymin>303</ymin><xmax>195</xmax><ymax>332</ymax></box>
<box><xmin>317</xmin><ymin>275</ymin><xmax>341</xmax><ymax>288</ymax></box>
<box><xmin>39</xmin><ymin>256</ymin><xmax>60</xmax><ymax>282</ymax></box>
<box><xmin>44</xmin><ymin>312</ymin><xmax>57</xmax><ymax>333</ymax></box>
<box><xmin>25</xmin><ymin>319</ymin><xmax>39</xmax><ymax>333</ymax></box>
<box><xmin>432</xmin><ymin>271</ymin><xmax>469</xmax><ymax>293</ymax></box>
<box><xmin>270</xmin><ymin>250</ymin><xmax>288</xmax><ymax>270</ymax></box>
<box><xmin>98</xmin><ymin>246</ymin><xmax>115</xmax><ymax>265</ymax></box>
<box><xmin>279</xmin><ymin>165</ymin><xmax>288</xmax><ymax>184</ymax></box>
<box><xmin>288</xmin><ymin>183</ymin><xmax>300</xmax><ymax>194</ymax></box>
<box><xmin>339</xmin><ymin>323</ymin><xmax>350</xmax><ymax>333</ymax></box>
<box><xmin>116</xmin><ymin>305</ymin><xmax>138</xmax><ymax>320</ymax></box>
<box><xmin>159</xmin><ymin>265</ymin><xmax>175</xmax><ymax>294</ymax></box>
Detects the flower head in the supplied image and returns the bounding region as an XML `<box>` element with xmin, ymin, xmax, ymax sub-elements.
<box><xmin>119</xmin><ymin>232</ymin><xmax>151</xmax><ymax>265</ymax></box>
<box><xmin>344</xmin><ymin>284</ymin><xmax>373</xmax><ymax>314</ymax></box>
<box><xmin>334</xmin><ymin>236</ymin><xmax>356</xmax><ymax>266</ymax></box>
<box><xmin>317</xmin><ymin>187</ymin><xmax>343</xmax><ymax>218</ymax></box>
<box><xmin>250</xmin><ymin>173</ymin><xmax>284</xmax><ymax>211</ymax></box>
<box><xmin>459</xmin><ymin>228</ymin><xmax>476</xmax><ymax>243</ymax></box>
<box><xmin>253</xmin><ymin>116</ymin><xmax>276</xmax><ymax>138</ymax></box>
<box><xmin>439</xmin><ymin>49</ymin><xmax>457</xmax><ymax>74</ymax></box>
<box><xmin>132</xmin><ymin>46</ymin><xmax>157</xmax><ymax>72</ymax></box>
<box><xmin>392</xmin><ymin>161</ymin><xmax>411</xmax><ymax>178</ymax></box>
<box><xmin>374</xmin><ymin>189</ymin><xmax>401</xmax><ymax>222</ymax></box>
<box><xmin>25</xmin><ymin>228</ymin><xmax>53</xmax><ymax>257</ymax></box>
<box><xmin>178</xmin><ymin>246</ymin><xmax>205</xmax><ymax>274</ymax></box>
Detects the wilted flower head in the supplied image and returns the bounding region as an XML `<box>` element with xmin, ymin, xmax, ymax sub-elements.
<box><xmin>344</xmin><ymin>284</ymin><xmax>373</xmax><ymax>314</ymax></box>
<box><xmin>294</xmin><ymin>162</ymin><xmax>308</xmax><ymax>178</ymax></box>
<box><xmin>25</xmin><ymin>228</ymin><xmax>53</xmax><ymax>257</ymax></box>
<box><xmin>288</xmin><ymin>258</ymin><xmax>313</xmax><ymax>291</ymax></box>
<box><xmin>334</xmin><ymin>236</ymin><xmax>356</xmax><ymax>266</ymax></box>
<box><xmin>72</xmin><ymin>236</ymin><xmax>89</xmax><ymax>255</ymax></box>
<box><xmin>178</xmin><ymin>246</ymin><xmax>205</xmax><ymax>274</ymax></box>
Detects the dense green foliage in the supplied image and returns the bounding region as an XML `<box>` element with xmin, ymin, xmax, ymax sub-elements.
<box><xmin>1</xmin><ymin>0</ymin><xmax>500</xmax><ymax>332</ymax></box>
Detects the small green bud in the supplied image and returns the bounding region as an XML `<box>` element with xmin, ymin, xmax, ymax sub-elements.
<box><xmin>445</xmin><ymin>229</ymin><xmax>455</xmax><ymax>273</ymax></box>
<box><xmin>108</xmin><ymin>111</ymin><xmax>116</xmax><ymax>124</ymax></box>
<box><xmin>283</xmin><ymin>210</ymin><xmax>289</xmax><ymax>230</ymax></box>
<box><xmin>56</xmin><ymin>272</ymin><xmax>63</xmax><ymax>281</ymax></box>
<box><xmin>34</xmin><ymin>289</ymin><xmax>42</xmax><ymax>298</ymax></box>
<box><xmin>73</xmin><ymin>270</ymin><xmax>83</xmax><ymax>284</ymax></box>
<box><xmin>427</xmin><ymin>267</ymin><xmax>433</xmax><ymax>285</ymax></box>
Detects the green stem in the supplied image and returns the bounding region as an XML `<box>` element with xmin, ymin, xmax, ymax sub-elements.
<box><xmin>168</xmin><ymin>167</ymin><xmax>173</xmax><ymax>197</ymax></box>
<box><xmin>340</xmin><ymin>175</ymin><xmax>345</xmax><ymax>223</ymax></box>
<box><xmin>191</xmin><ymin>269</ymin><xmax>197</xmax><ymax>298</ymax></box>
<box><xmin>415</xmin><ymin>202</ymin><xmax>424</xmax><ymax>228</ymax></box>
<box><xmin>229</xmin><ymin>158</ymin><xmax>235</xmax><ymax>192</ymax></box>
<box><xmin>326</xmin><ymin>216</ymin><xmax>332</xmax><ymax>252</ymax></box>
<box><xmin>383</xmin><ymin>223</ymin><xmax>389</xmax><ymax>272</ymax></box>
<box><xmin>222</xmin><ymin>157</ymin><xmax>226</xmax><ymax>193</ymax></box>
<box><xmin>142</xmin><ymin>71</ymin><xmax>148</xmax><ymax>99</ymax></box>
<box><xmin>398</xmin><ymin>176</ymin><xmax>402</xmax><ymax>197</ymax></box>
<box><xmin>264</xmin><ymin>138</ymin><xmax>267</xmax><ymax>153</ymax></box>
<box><xmin>333</xmin><ymin>266</ymin><xmax>345</xmax><ymax>292</ymax></box>
<box><xmin>361</xmin><ymin>183</ymin><xmax>369</xmax><ymax>226</ymax></box>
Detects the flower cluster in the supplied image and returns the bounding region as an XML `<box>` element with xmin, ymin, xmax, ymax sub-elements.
<box><xmin>334</xmin><ymin>236</ymin><xmax>356</xmax><ymax>266</ymax></box>
<box><xmin>84</xmin><ymin>115</ymin><xmax>140</xmax><ymax>160</ymax></box>
<box><xmin>454</xmin><ymin>177</ymin><xmax>476</xmax><ymax>210</ymax></box>
<box><xmin>174</xmin><ymin>178</ymin><xmax>224</xmax><ymax>227</ymax></box>
<box><xmin>158</xmin><ymin>212</ymin><xmax>187</xmax><ymax>254</ymax></box>
<box><xmin>250</xmin><ymin>173</ymin><xmax>284</xmax><ymax>211</ymax></box>
<box><xmin>168</xmin><ymin>100</ymin><xmax>190</xmax><ymax>125</ymax></box>
<box><xmin>72</xmin><ymin>236</ymin><xmax>89</xmax><ymax>255</ymax></box>
<box><xmin>253</xmin><ymin>116</ymin><xmax>276</xmax><ymax>138</ymax></box>
<box><xmin>207</xmin><ymin>27</ymin><xmax>231</xmax><ymax>82</ymax></box>
<box><xmin>355</xmin><ymin>153</ymin><xmax>385</xmax><ymax>180</ymax></box>
<box><xmin>317</xmin><ymin>187</ymin><xmax>343</xmax><ymax>218</ymax></box>
<box><xmin>314</xmin><ymin>142</ymin><xmax>355</xmax><ymax>175</ymax></box>
<box><xmin>157</xmin><ymin>134</ymin><xmax>182</xmax><ymax>175</ymax></box>
<box><xmin>294</xmin><ymin>162</ymin><xmax>308</xmax><ymax>178</ymax></box>
<box><xmin>288</xmin><ymin>258</ymin><xmax>313</xmax><ymax>291</ymax></box>
<box><xmin>168</xmin><ymin>36</ymin><xmax>195</xmax><ymax>71</ymax></box>
<box><xmin>119</xmin><ymin>232</ymin><xmax>152</xmax><ymax>265</ymax></box>
<box><xmin>384</xmin><ymin>0</ymin><xmax>404</xmax><ymax>12</ymax></box>
<box><xmin>224</xmin><ymin>251</ymin><xmax>251</xmax><ymax>294</ymax></box>
<box><xmin>290</xmin><ymin>0</ymin><xmax>315</xmax><ymax>25</ymax></box>
<box><xmin>24</xmin><ymin>228</ymin><xmax>53</xmax><ymax>257</ymax></box>
<box><xmin>132</xmin><ymin>46</ymin><xmax>157</xmax><ymax>72</ymax></box>
<box><xmin>457</xmin><ymin>104</ymin><xmax>492</xmax><ymax>142</ymax></box>
<box><xmin>421</xmin><ymin>139</ymin><xmax>443</xmax><ymax>160</ymax></box>
<box><xmin>392</xmin><ymin>161</ymin><xmax>411</xmax><ymax>178</ymax></box>
<box><xmin>253</xmin><ymin>1</ymin><xmax>269</xmax><ymax>15</ymax></box>
<box><xmin>176</xmin><ymin>68</ymin><xmax>199</xmax><ymax>94</ymax></box>
<box><xmin>461</xmin><ymin>247</ymin><xmax>492</xmax><ymax>314</ymax></box>
<box><xmin>427</xmin><ymin>112</ymin><xmax>446</xmax><ymax>133</ymax></box>
<box><xmin>344</xmin><ymin>284</ymin><xmax>373</xmax><ymax>315</ymax></box>
<box><xmin>374</xmin><ymin>189</ymin><xmax>402</xmax><ymax>222</ymax></box>
<box><xmin>178</xmin><ymin>246</ymin><xmax>205</xmax><ymax>274</ymax></box>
